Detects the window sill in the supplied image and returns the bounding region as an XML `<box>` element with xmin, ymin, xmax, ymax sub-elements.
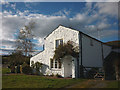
<box><xmin>50</xmin><ymin>68</ymin><xmax>62</xmax><ymax>71</ymax></box>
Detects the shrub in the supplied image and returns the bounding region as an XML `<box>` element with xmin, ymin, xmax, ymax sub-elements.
<box><xmin>22</xmin><ymin>62</ymin><xmax>28</xmax><ymax>67</ymax></box>
<box><xmin>50</xmin><ymin>73</ymin><xmax>54</xmax><ymax>77</ymax></box>
<box><xmin>39</xmin><ymin>72</ymin><xmax>43</xmax><ymax>76</ymax></box>
<box><xmin>22</xmin><ymin>65</ymin><xmax>32</xmax><ymax>75</ymax></box>
<box><xmin>46</xmin><ymin>73</ymin><xmax>49</xmax><ymax>76</ymax></box>
<box><xmin>16</xmin><ymin>65</ymin><xmax>20</xmax><ymax>73</ymax></box>
<box><xmin>31</xmin><ymin>68</ymin><xmax>36</xmax><ymax>75</ymax></box>
<box><xmin>10</xmin><ymin>66</ymin><xmax>15</xmax><ymax>73</ymax></box>
<box><xmin>56</xmin><ymin>73</ymin><xmax>62</xmax><ymax>78</ymax></box>
<box><xmin>31</xmin><ymin>61</ymin><xmax>43</xmax><ymax>75</ymax></box>
<box><xmin>31</xmin><ymin>61</ymin><xmax>35</xmax><ymax>69</ymax></box>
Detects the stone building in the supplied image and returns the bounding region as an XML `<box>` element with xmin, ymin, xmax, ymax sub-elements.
<box><xmin>30</xmin><ymin>25</ymin><xmax>111</xmax><ymax>78</ymax></box>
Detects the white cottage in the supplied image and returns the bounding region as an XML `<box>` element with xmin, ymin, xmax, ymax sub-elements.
<box><xmin>30</xmin><ymin>25</ymin><xmax>112</xmax><ymax>78</ymax></box>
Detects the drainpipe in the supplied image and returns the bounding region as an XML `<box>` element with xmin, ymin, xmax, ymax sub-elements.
<box><xmin>79</xmin><ymin>32</ymin><xmax>84</xmax><ymax>78</ymax></box>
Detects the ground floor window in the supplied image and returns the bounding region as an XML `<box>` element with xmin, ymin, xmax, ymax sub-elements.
<box><xmin>58</xmin><ymin>61</ymin><xmax>61</xmax><ymax>69</ymax></box>
<box><xmin>55</xmin><ymin>60</ymin><xmax>57</xmax><ymax>68</ymax></box>
<box><xmin>50</xmin><ymin>59</ymin><xmax>53</xmax><ymax>68</ymax></box>
<box><xmin>50</xmin><ymin>59</ymin><xmax>61</xmax><ymax>69</ymax></box>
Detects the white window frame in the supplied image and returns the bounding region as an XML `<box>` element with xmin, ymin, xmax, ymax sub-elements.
<box><xmin>55</xmin><ymin>39</ymin><xmax>63</xmax><ymax>48</ymax></box>
<box><xmin>50</xmin><ymin>59</ymin><xmax>62</xmax><ymax>69</ymax></box>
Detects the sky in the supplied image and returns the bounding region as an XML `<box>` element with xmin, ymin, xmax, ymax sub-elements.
<box><xmin>0</xmin><ymin>1</ymin><xmax>119</xmax><ymax>55</ymax></box>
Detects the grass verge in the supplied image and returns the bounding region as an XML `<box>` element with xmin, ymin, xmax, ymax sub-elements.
<box><xmin>2</xmin><ymin>75</ymin><xmax>85</xmax><ymax>88</ymax></box>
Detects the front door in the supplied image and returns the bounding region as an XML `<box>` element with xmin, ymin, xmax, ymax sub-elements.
<box><xmin>63</xmin><ymin>56</ymin><xmax>72</xmax><ymax>78</ymax></box>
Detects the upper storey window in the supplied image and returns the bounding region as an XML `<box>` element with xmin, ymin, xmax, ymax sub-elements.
<box><xmin>56</xmin><ymin>39</ymin><xmax>63</xmax><ymax>48</ymax></box>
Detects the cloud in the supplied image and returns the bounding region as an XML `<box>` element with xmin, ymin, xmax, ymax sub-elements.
<box><xmin>0</xmin><ymin>0</ymin><xmax>9</xmax><ymax>4</ymax></box>
<box><xmin>11</xmin><ymin>3</ymin><xmax>16</xmax><ymax>10</ymax></box>
<box><xmin>1</xmin><ymin>11</ymin><xmax>117</xmax><ymax>47</ymax></box>
<box><xmin>2</xmin><ymin>15</ymin><xmax>26</xmax><ymax>40</ymax></box>
<box><xmin>1</xmin><ymin>11</ymin><xmax>27</xmax><ymax>52</ymax></box>
<box><xmin>89</xmin><ymin>29</ymin><xmax>119</xmax><ymax>42</ymax></box>
<box><xmin>95</xmin><ymin>2</ymin><xmax>118</xmax><ymax>17</ymax></box>
<box><xmin>1</xmin><ymin>2</ymin><xmax>118</xmax><ymax>55</ymax></box>
<box><xmin>53</xmin><ymin>9</ymin><xmax>71</xmax><ymax>16</ymax></box>
<box><xmin>1</xmin><ymin>39</ymin><xmax>16</xmax><ymax>49</ymax></box>
<box><xmin>1</xmin><ymin>11</ymin><xmax>89</xmax><ymax>52</ymax></box>
<box><xmin>97</xmin><ymin>22</ymin><xmax>111</xmax><ymax>30</ymax></box>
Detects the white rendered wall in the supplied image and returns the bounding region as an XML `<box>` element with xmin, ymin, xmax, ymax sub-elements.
<box><xmin>103</xmin><ymin>44</ymin><xmax>112</xmax><ymax>58</ymax></box>
<box><xmin>81</xmin><ymin>34</ymin><xmax>103</xmax><ymax>67</ymax></box>
<box><xmin>72</xmin><ymin>57</ymin><xmax>77</xmax><ymax>78</ymax></box>
<box><xmin>30</xmin><ymin>25</ymin><xmax>112</xmax><ymax>77</ymax></box>
<box><xmin>30</xmin><ymin>26</ymin><xmax>79</xmax><ymax>76</ymax></box>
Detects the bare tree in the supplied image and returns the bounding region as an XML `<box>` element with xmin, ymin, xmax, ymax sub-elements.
<box><xmin>16</xmin><ymin>21</ymin><xmax>35</xmax><ymax>57</ymax></box>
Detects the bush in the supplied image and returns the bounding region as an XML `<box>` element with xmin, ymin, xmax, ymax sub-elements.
<box><xmin>56</xmin><ymin>73</ymin><xmax>62</xmax><ymax>78</ymax></box>
<box><xmin>50</xmin><ymin>73</ymin><xmax>54</xmax><ymax>77</ymax></box>
<box><xmin>17</xmin><ymin>65</ymin><xmax>20</xmax><ymax>73</ymax></box>
<box><xmin>31</xmin><ymin>61</ymin><xmax>43</xmax><ymax>75</ymax></box>
<box><xmin>2</xmin><ymin>68</ymin><xmax>11</xmax><ymax>74</ymax></box>
<box><xmin>22</xmin><ymin>65</ymin><xmax>32</xmax><ymax>75</ymax></box>
<box><xmin>10</xmin><ymin>66</ymin><xmax>15</xmax><ymax>73</ymax></box>
<box><xmin>22</xmin><ymin>62</ymin><xmax>28</xmax><ymax>67</ymax></box>
<box><xmin>39</xmin><ymin>72</ymin><xmax>43</xmax><ymax>76</ymax></box>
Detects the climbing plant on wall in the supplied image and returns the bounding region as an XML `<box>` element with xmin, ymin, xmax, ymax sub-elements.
<box><xmin>53</xmin><ymin>40</ymin><xmax>79</xmax><ymax>61</ymax></box>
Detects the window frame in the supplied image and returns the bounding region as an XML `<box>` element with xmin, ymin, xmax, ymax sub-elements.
<box><xmin>55</xmin><ymin>60</ymin><xmax>58</xmax><ymax>68</ymax></box>
<box><xmin>58</xmin><ymin>61</ymin><xmax>61</xmax><ymax>69</ymax></box>
<box><xmin>50</xmin><ymin>59</ymin><xmax>53</xmax><ymax>68</ymax></box>
<box><xmin>55</xmin><ymin>39</ymin><xmax>63</xmax><ymax>48</ymax></box>
<box><xmin>50</xmin><ymin>59</ymin><xmax>62</xmax><ymax>69</ymax></box>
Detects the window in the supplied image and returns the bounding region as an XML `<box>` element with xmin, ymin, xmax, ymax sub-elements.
<box><xmin>50</xmin><ymin>59</ymin><xmax>53</xmax><ymax>68</ymax></box>
<box><xmin>55</xmin><ymin>60</ymin><xmax>57</xmax><ymax>68</ymax></box>
<box><xmin>56</xmin><ymin>39</ymin><xmax>63</xmax><ymax>48</ymax></box>
<box><xmin>50</xmin><ymin>59</ymin><xmax>61</xmax><ymax>69</ymax></box>
<box><xmin>58</xmin><ymin>61</ymin><xmax>61</xmax><ymax>69</ymax></box>
<box><xmin>60</xmin><ymin>39</ymin><xmax>63</xmax><ymax>45</ymax></box>
<box><xmin>56</xmin><ymin>40</ymin><xmax>59</xmax><ymax>48</ymax></box>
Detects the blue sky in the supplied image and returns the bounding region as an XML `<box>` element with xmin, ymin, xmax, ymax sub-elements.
<box><xmin>0</xmin><ymin>2</ymin><xmax>119</xmax><ymax>55</ymax></box>
<box><xmin>2</xmin><ymin>2</ymin><xmax>86</xmax><ymax>17</ymax></box>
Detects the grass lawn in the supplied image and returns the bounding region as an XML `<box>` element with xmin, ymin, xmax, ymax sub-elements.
<box><xmin>2</xmin><ymin>68</ymin><xmax>85</xmax><ymax>88</ymax></box>
<box><xmin>2</xmin><ymin>75</ymin><xmax>85</xmax><ymax>88</ymax></box>
<box><xmin>2</xmin><ymin>68</ymin><xmax>119</xmax><ymax>88</ymax></box>
<box><xmin>2</xmin><ymin>67</ymin><xmax>11</xmax><ymax>74</ymax></box>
